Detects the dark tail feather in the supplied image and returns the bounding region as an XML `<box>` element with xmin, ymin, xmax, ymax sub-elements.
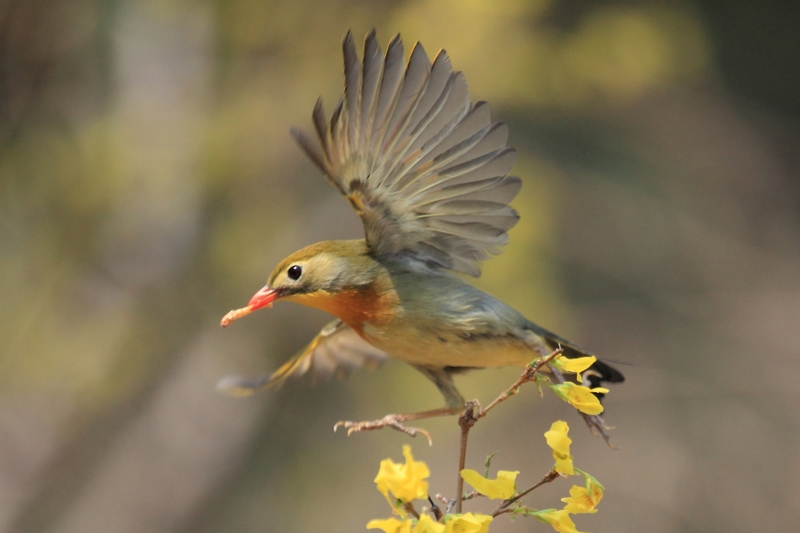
<box><xmin>582</xmin><ymin>358</ymin><xmax>625</xmax><ymax>385</ymax></box>
<box><xmin>528</xmin><ymin>322</ymin><xmax>625</xmax><ymax>395</ymax></box>
<box><xmin>558</xmin><ymin>342</ymin><xmax>624</xmax><ymax>399</ymax></box>
<box><xmin>580</xmin><ymin>359</ymin><xmax>624</xmax><ymax>402</ymax></box>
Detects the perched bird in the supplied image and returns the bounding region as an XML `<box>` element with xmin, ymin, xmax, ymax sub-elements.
<box><xmin>220</xmin><ymin>30</ymin><xmax>624</xmax><ymax>438</ymax></box>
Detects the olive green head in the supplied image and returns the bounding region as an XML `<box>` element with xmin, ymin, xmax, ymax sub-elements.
<box><xmin>266</xmin><ymin>239</ymin><xmax>377</xmax><ymax>299</ymax></box>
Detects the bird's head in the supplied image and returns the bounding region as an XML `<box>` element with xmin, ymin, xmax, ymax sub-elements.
<box><xmin>221</xmin><ymin>240</ymin><xmax>379</xmax><ymax>327</ymax></box>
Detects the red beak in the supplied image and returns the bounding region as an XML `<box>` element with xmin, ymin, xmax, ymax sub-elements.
<box><xmin>248</xmin><ymin>285</ymin><xmax>279</xmax><ymax>311</ymax></box>
<box><xmin>220</xmin><ymin>285</ymin><xmax>279</xmax><ymax>327</ymax></box>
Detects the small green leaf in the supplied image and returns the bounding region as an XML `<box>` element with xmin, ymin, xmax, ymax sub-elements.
<box><xmin>483</xmin><ymin>451</ymin><xmax>499</xmax><ymax>476</ymax></box>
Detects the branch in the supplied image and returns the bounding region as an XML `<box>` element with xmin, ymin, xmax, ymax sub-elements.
<box><xmin>427</xmin><ymin>497</ymin><xmax>443</xmax><ymax>521</ymax></box>
<box><xmin>455</xmin><ymin>401</ymin><xmax>479</xmax><ymax>513</ymax></box>
<box><xmin>477</xmin><ymin>348</ymin><xmax>563</xmax><ymax>420</ymax></box>
<box><xmin>452</xmin><ymin>348</ymin><xmax>564</xmax><ymax>516</ymax></box>
<box><xmin>493</xmin><ymin>470</ymin><xmax>560</xmax><ymax>517</ymax></box>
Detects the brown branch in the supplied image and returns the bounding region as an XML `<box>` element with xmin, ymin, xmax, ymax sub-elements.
<box><xmin>455</xmin><ymin>401</ymin><xmax>479</xmax><ymax>514</ymax></box>
<box><xmin>492</xmin><ymin>470</ymin><xmax>560</xmax><ymax>517</ymax></box>
<box><xmin>477</xmin><ymin>348</ymin><xmax>563</xmax><ymax>420</ymax></box>
<box><xmin>462</xmin><ymin>490</ymin><xmax>481</xmax><ymax>502</ymax></box>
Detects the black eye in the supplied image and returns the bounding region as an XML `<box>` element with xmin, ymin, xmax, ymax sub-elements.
<box><xmin>287</xmin><ymin>265</ymin><xmax>302</xmax><ymax>280</ymax></box>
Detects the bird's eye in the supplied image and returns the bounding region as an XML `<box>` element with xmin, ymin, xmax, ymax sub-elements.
<box><xmin>287</xmin><ymin>265</ymin><xmax>302</xmax><ymax>281</ymax></box>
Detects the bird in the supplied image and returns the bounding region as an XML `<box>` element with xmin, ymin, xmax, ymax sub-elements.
<box><xmin>219</xmin><ymin>30</ymin><xmax>624</xmax><ymax>439</ymax></box>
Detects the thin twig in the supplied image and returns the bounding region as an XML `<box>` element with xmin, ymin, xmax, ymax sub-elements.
<box><xmin>455</xmin><ymin>401</ymin><xmax>478</xmax><ymax>514</ymax></box>
<box><xmin>461</xmin><ymin>490</ymin><xmax>481</xmax><ymax>502</ymax></box>
<box><xmin>477</xmin><ymin>348</ymin><xmax>563</xmax><ymax>420</ymax></box>
<box><xmin>493</xmin><ymin>470</ymin><xmax>560</xmax><ymax>517</ymax></box>
<box><xmin>428</xmin><ymin>496</ymin><xmax>443</xmax><ymax>521</ymax></box>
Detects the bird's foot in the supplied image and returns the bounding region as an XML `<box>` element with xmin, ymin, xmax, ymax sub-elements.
<box><xmin>333</xmin><ymin>406</ymin><xmax>461</xmax><ymax>445</ymax></box>
<box><xmin>334</xmin><ymin>414</ymin><xmax>433</xmax><ymax>445</ymax></box>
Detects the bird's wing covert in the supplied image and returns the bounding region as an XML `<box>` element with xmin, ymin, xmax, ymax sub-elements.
<box><xmin>292</xmin><ymin>30</ymin><xmax>521</xmax><ymax>277</ymax></box>
<box><xmin>216</xmin><ymin>320</ymin><xmax>389</xmax><ymax>396</ymax></box>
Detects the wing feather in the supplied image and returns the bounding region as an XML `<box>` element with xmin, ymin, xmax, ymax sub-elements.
<box><xmin>379</xmin><ymin>42</ymin><xmax>431</xmax><ymax>171</ymax></box>
<box><xmin>371</xmin><ymin>35</ymin><xmax>405</xmax><ymax>158</ymax></box>
<box><xmin>421</xmin><ymin>101</ymin><xmax>492</xmax><ymax>163</ymax></box>
<box><xmin>422</xmin><ymin>148</ymin><xmax>517</xmax><ymax>194</ymax></box>
<box><xmin>385</xmin><ymin>73</ymin><xmax>461</xmax><ymax>189</ymax></box>
<box><xmin>215</xmin><ymin>320</ymin><xmax>388</xmax><ymax>396</ymax></box>
<box><xmin>420</xmin><ymin>175</ymin><xmax>522</xmax><ymax>205</ymax></box>
<box><xmin>360</xmin><ymin>30</ymin><xmax>383</xmax><ymax>160</ymax></box>
<box><xmin>343</xmin><ymin>31</ymin><xmax>361</xmax><ymax>157</ymax></box>
<box><xmin>311</xmin><ymin>99</ymin><xmax>335</xmax><ymax>175</ymax></box>
<box><xmin>293</xmin><ymin>32</ymin><xmax>521</xmax><ymax>276</ymax></box>
<box><xmin>398</xmin><ymin>51</ymin><xmax>456</xmax><ymax>157</ymax></box>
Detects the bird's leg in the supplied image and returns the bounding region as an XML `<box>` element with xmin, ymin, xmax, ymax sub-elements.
<box><xmin>334</xmin><ymin>367</ymin><xmax>466</xmax><ymax>445</ymax></box>
<box><xmin>334</xmin><ymin>407</ymin><xmax>461</xmax><ymax>444</ymax></box>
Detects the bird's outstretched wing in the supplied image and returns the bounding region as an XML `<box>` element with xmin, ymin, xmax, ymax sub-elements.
<box><xmin>216</xmin><ymin>320</ymin><xmax>389</xmax><ymax>396</ymax></box>
<box><xmin>292</xmin><ymin>30</ymin><xmax>521</xmax><ymax>277</ymax></box>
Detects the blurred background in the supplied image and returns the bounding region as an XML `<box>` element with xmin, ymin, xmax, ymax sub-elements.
<box><xmin>2</xmin><ymin>0</ymin><xmax>799</xmax><ymax>531</ymax></box>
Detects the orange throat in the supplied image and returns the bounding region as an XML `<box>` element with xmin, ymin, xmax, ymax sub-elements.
<box><xmin>288</xmin><ymin>284</ymin><xmax>397</xmax><ymax>335</ymax></box>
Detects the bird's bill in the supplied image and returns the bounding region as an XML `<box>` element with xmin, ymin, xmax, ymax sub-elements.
<box><xmin>220</xmin><ymin>286</ymin><xmax>278</xmax><ymax>327</ymax></box>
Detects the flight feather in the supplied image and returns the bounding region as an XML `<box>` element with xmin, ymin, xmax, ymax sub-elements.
<box><xmin>216</xmin><ymin>320</ymin><xmax>389</xmax><ymax>396</ymax></box>
<box><xmin>292</xmin><ymin>30</ymin><xmax>521</xmax><ymax>277</ymax></box>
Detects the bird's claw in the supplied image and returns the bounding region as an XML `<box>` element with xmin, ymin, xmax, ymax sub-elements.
<box><xmin>334</xmin><ymin>415</ymin><xmax>433</xmax><ymax>446</ymax></box>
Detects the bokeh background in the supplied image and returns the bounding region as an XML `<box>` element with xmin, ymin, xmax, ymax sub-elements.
<box><xmin>2</xmin><ymin>0</ymin><xmax>799</xmax><ymax>531</ymax></box>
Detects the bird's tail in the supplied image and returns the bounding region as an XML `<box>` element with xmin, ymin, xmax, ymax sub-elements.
<box><xmin>556</xmin><ymin>341</ymin><xmax>625</xmax><ymax>396</ymax></box>
<box><xmin>530</xmin><ymin>324</ymin><xmax>625</xmax><ymax>391</ymax></box>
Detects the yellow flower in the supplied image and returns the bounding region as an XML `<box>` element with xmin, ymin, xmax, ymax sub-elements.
<box><xmin>544</xmin><ymin>421</ymin><xmax>574</xmax><ymax>475</ymax></box>
<box><xmin>375</xmin><ymin>445</ymin><xmax>430</xmax><ymax>504</ymax></box>
<box><xmin>549</xmin><ymin>382</ymin><xmax>607</xmax><ymax>415</ymax></box>
<box><xmin>368</xmin><ymin>518</ymin><xmax>412</xmax><ymax>533</ymax></box>
<box><xmin>561</xmin><ymin>486</ymin><xmax>598</xmax><ymax>514</ymax></box>
<box><xmin>460</xmin><ymin>469</ymin><xmax>518</xmax><ymax>499</ymax></box>
<box><xmin>533</xmin><ymin>509</ymin><xmax>585</xmax><ymax>533</ymax></box>
<box><xmin>412</xmin><ymin>514</ymin><xmax>445</xmax><ymax>533</ymax></box>
<box><xmin>562</xmin><ymin>472</ymin><xmax>604</xmax><ymax>514</ymax></box>
<box><xmin>553</xmin><ymin>356</ymin><xmax>596</xmax><ymax>383</ymax></box>
<box><xmin>444</xmin><ymin>513</ymin><xmax>493</xmax><ymax>533</ymax></box>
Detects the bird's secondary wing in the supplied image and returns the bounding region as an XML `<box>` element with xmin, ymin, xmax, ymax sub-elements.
<box><xmin>292</xmin><ymin>30</ymin><xmax>521</xmax><ymax>277</ymax></box>
<box><xmin>216</xmin><ymin>320</ymin><xmax>389</xmax><ymax>396</ymax></box>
